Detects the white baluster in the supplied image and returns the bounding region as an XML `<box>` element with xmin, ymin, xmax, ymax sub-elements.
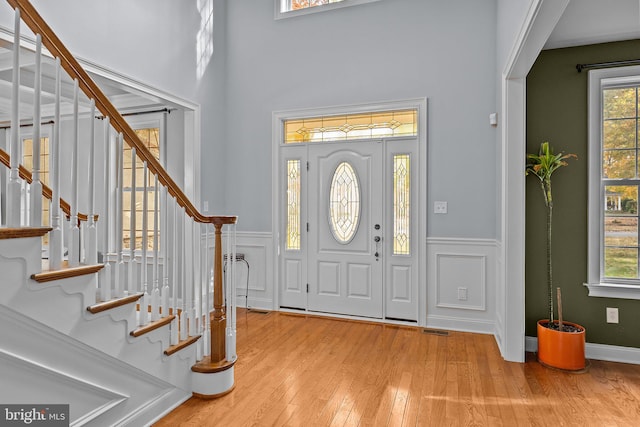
<box><xmin>29</xmin><ymin>34</ymin><xmax>42</xmax><ymax>227</ymax></box>
<box><xmin>100</xmin><ymin>118</ymin><xmax>112</xmax><ymax>302</ymax></box>
<box><xmin>151</xmin><ymin>174</ymin><xmax>160</xmax><ymax>322</ymax></box>
<box><xmin>139</xmin><ymin>161</ymin><xmax>149</xmax><ymax>326</ymax></box>
<box><xmin>49</xmin><ymin>58</ymin><xmax>63</xmax><ymax>270</ymax></box>
<box><xmin>179</xmin><ymin>208</ymin><xmax>188</xmax><ymax>340</ymax></box>
<box><xmin>20</xmin><ymin>178</ymin><xmax>27</xmax><ymax>227</ymax></box>
<box><xmin>161</xmin><ymin>186</ymin><xmax>170</xmax><ymax>318</ymax></box>
<box><xmin>86</xmin><ymin>100</ymin><xmax>97</xmax><ymax>265</ymax></box>
<box><xmin>194</xmin><ymin>220</ymin><xmax>202</xmax><ymax>360</ymax></box>
<box><xmin>68</xmin><ymin>79</ymin><xmax>80</xmax><ymax>267</ymax></box>
<box><xmin>7</xmin><ymin>8</ymin><xmax>22</xmax><ymax>227</ymax></box>
<box><xmin>7</xmin><ymin>9</ymin><xmax>21</xmax><ymax>227</ymax></box>
<box><xmin>128</xmin><ymin>148</ymin><xmax>137</xmax><ymax>297</ymax></box>
<box><xmin>187</xmin><ymin>217</ymin><xmax>195</xmax><ymax>337</ymax></box>
<box><xmin>114</xmin><ymin>133</ymin><xmax>125</xmax><ymax>297</ymax></box>
<box><xmin>170</xmin><ymin>197</ymin><xmax>179</xmax><ymax>345</ymax></box>
<box><xmin>184</xmin><ymin>216</ymin><xmax>197</xmax><ymax>336</ymax></box>
<box><xmin>226</xmin><ymin>223</ymin><xmax>237</xmax><ymax>362</ymax></box>
<box><xmin>203</xmin><ymin>224</ymin><xmax>210</xmax><ymax>356</ymax></box>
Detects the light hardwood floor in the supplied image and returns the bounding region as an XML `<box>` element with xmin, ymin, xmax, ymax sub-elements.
<box><xmin>155</xmin><ymin>309</ymin><xmax>640</xmax><ymax>426</ymax></box>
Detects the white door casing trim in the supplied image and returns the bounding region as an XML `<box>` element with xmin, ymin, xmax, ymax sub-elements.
<box><xmin>499</xmin><ymin>0</ymin><xmax>570</xmax><ymax>362</ymax></box>
<box><xmin>272</xmin><ymin>98</ymin><xmax>427</xmax><ymax>325</ymax></box>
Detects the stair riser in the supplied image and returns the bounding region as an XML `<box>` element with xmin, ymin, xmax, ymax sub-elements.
<box><xmin>1</xmin><ymin>244</ymin><xmax>190</xmax><ymax>388</ymax></box>
<box><xmin>0</xmin><ymin>236</ymin><xmax>42</xmax><ymax>271</ymax></box>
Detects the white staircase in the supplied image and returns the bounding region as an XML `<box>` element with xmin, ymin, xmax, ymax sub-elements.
<box><xmin>0</xmin><ymin>1</ymin><xmax>240</xmax><ymax>425</ymax></box>
<box><xmin>0</xmin><ymin>231</ymin><xmax>196</xmax><ymax>425</ymax></box>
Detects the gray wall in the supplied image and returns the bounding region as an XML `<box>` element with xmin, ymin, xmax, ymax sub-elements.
<box><xmin>2</xmin><ymin>0</ymin><xmax>501</xmax><ymax>239</ymax></box>
<box><xmin>222</xmin><ymin>0</ymin><xmax>499</xmax><ymax>235</ymax></box>
<box><xmin>0</xmin><ymin>0</ymin><xmax>221</xmax><ymax>209</ymax></box>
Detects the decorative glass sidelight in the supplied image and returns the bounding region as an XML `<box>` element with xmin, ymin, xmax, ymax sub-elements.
<box><xmin>393</xmin><ymin>154</ymin><xmax>410</xmax><ymax>255</ymax></box>
<box><xmin>329</xmin><ymin>162</ymin><xmax>361</xmax><ymax>243</ymax></box>
<box><xmin>286</xmin><ymin>159</ymin><xmax>301</xmax><ymax>250</ymax></box>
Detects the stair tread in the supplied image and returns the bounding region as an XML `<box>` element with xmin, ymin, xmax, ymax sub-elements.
<box><xmin>164</xmin><ymin>335</ymin><xmax>202</xmax><ymax>356</ymax></box>
<box><xmin>87</xmin><ymin>292</ymin><xmax>144</xmax><ymax>314</ymax></box>
<box><xmin>0</xmin><ymin>227</ymin><xmax>52</xmax><ymax>240</ymax></box>
<box><xmin>130</xmin><ymin>315</ymin><xmax>176</xmax><ymax>338</ymax></box>
<box><xmin>32</xmin><ymin>260</ymin><xmax>104</xmax><ymax>283</ymax></box>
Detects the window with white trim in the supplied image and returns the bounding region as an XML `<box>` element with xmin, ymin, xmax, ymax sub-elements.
<box><xmin>22</xmin><ymin>134</ymin><xmax>50</xmax><ymax>244</ymax></box>
<box><xmin>586</xmin><ymin>65</ymin><xmax>640</xmax><ymax>300</ymax></box>
<box><xmin>122</xmin><ymin>114</ymin><xmax>165</xmax><ymax>252</ymax></box>
<box><xmin>276</xmin><ymin>0</ymin><xmax>381</xmax><ymax>19</ymax></box>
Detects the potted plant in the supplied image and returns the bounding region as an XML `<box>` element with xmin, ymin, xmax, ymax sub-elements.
<box><xmin>526</xmin><ymin>141</ymin><xmax>585</xmax><ymax>371</ymax></box>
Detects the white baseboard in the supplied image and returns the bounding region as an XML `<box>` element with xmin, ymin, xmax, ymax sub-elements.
<box><xmin>526</xmin><ymin>336</ymin><xmax>640</xmax><ymax>365</ymax></box>
<box><xmin>426</xmin><ymin>314</ymin><xmax>495</xmax><ymax>335</ymax></box>
<box><xmin>122</xmin><ymin>388</ymin><xmax>191</xmax><ymax>427</ymax></box>
<box><xmin>238</xmin><ymin>296</ymin><xmax>274</xmax><ymax>311</ymax></box>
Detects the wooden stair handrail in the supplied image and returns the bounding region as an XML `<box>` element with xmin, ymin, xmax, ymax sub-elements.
<box><xmin>7</xmin><ymin>0</ymin><xmax>236</xmax><ymax>227</ymax></box>
<box><xmin>0</xmin><ymin>148</ymin><xmax>94</xmax><ymax>222</ymax></box>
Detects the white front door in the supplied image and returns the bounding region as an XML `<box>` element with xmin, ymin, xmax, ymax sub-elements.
<box><xmin>279</xmin><ymin>139</ymin><xmax>419</xmax><ymax>322</ymax></box>
<box><xmin>307</xmin><ymin>142</ymin><xmax>383</xmax><ymax>318</ymax></box>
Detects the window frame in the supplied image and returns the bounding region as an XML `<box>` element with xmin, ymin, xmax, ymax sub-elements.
<box><xmin>586</xmin><ymin>65</ymin><xmax>640</xmax><ymax>300</ymax></box>
<box><xmin>122</xmin><ymin>113</ymin><xmax>166</xmax><ymax>256</ymax></box>
<box><xmin>21</xmin><ymin>129</ymin><xmax>52</xmax><ymax>246</ymax></box>
<box><xmin>275</xmin><ymin>0</ymin><xmax>381</xmax><ymax>20</ymax></box>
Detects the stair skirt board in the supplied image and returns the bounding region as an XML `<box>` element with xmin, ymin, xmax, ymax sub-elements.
<box><xmin>0</xmin><ymin>304</ymin><xmax>192</xmax><ymax>426</ymax></box>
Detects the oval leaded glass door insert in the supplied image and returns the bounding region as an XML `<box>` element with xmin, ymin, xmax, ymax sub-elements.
<box><xmin>329</xmin><ymin>161</ymin><xmax>361</xmax><ymax>244</ymax></box>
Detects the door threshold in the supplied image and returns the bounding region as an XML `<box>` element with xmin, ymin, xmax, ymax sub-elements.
<box><xmin>278</xmin><ymin>307</ymin><xmax>420</xmax><ymax>328</ymax></box>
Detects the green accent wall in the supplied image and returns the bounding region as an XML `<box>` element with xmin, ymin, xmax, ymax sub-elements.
<box><xmin>526</xmin><ymin>40</ymin><xmax>640</xmax><ymax>348</ymax></box>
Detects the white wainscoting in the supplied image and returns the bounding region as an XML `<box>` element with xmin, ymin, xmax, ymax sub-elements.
<box><xmin>427</xmin><ymin>238</ymin><xmax>497</xmax><ymax>334</ymax></box>
<box><xmin>233</xmin><ymin>234</ymin><xmax>497</xmax><ymax>333</ymax></box>
<box><xmin>233</xmin><ymin>232</ymin><xmax>274</xmax><ymax>310</ymax></box>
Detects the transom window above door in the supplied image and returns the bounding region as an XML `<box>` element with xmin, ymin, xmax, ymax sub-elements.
<box><xmin>283</xmin><ymin>0</ymin><xmax>345</xmax><ymax>11</ymax></box>
<box><xmin>283</xmin><ymin>109</ymin><xmax>417</xmax><ymax>143</ymax></box>
<box><xmin>277</xmin><ymin>0</ymin><xmax>381</xmax><ymax>19</ymax></box>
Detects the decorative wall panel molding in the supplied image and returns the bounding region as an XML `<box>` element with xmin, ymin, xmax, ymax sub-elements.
<box><xmin>427</xmin><ymin>238</ymin><xmax>497</xmax><ymax>335</ymax></box>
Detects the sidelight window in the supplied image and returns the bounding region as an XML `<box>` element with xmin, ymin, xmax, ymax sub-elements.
<box><xmin>286</xmin><ymin>159</ymin><xmax>302</xmax><ymax>250</ymax></box>
<box><xmin>393</xmin><ymin>154</ymin><xmax>410</xmax><ymax>255</ymax></box>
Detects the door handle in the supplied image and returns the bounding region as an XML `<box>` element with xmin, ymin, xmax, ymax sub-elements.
<box><xmin>374</xmin><ymin>236</ymin><xmax>381</xmax><ymax>243</ymax></box>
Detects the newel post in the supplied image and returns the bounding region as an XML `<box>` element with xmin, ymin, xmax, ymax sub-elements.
<box><xmin>210</xmin><ymin>223</ymin><xmax>226</xmax><ymax>363</ymax></box>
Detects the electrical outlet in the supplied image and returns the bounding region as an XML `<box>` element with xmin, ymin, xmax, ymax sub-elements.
<box><xmin>457</xmin><ymin>287</ymin><xmax>468</xmax><ymax>301</ymax></box>
<box><xmin>434</xmin><ymin>201</ymin><xmax>448</xmax><ymax>214</ymax></box>
<box><xmin>203</xmin><ymin>201</ymin><xmax>209</xmax><ymax>212</ymax></box>
<box><xmin>606</xmin><ymin>307</ymin><xmax>619</xmax><ymax>323</ymax></box>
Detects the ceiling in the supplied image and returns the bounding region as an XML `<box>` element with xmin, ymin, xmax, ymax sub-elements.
<box><xmin>545</xmin><ymin>0</ymin><xmax>640</xmax><ymax>50</ymax></box>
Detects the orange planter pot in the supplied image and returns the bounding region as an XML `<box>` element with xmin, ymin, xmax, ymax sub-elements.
<box><xmin>537</xmin><ymin>319</ymin><xmax>586</xmax><ymax>371</ymax></box>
